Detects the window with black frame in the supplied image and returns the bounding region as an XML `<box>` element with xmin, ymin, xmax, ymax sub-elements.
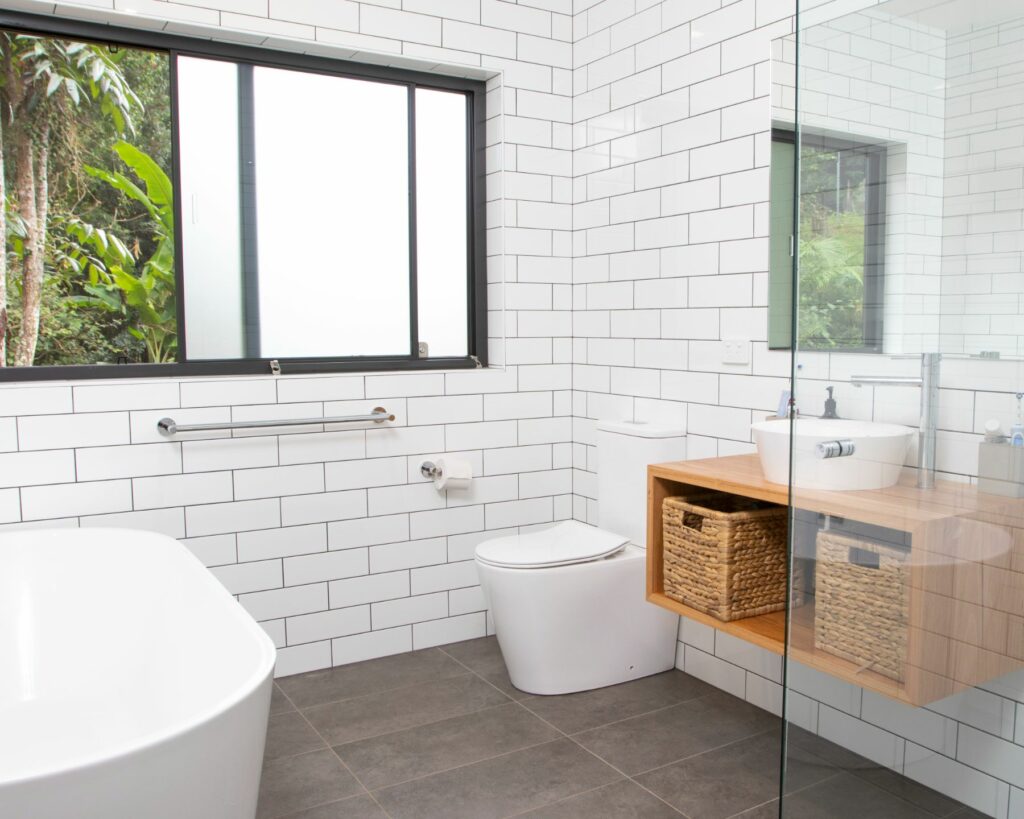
<box><xmin>0</xmin><ymin>14</ymin><xmax>487</xmax><ymax>381</ymax></box>
<box><xmin>768</xmin><ymin>128</ymin><xmax>887</xmax><ymax>352</ymax></box>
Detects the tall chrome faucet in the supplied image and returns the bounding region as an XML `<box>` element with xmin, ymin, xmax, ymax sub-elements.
<box><xmin>850</xmin><ymin>352</ymin><xmax>941</xmax><ymax>490</ymax></box>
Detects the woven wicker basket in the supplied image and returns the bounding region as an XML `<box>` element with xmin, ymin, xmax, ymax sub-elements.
<box><xmin>814</xmin><ymin>530</ymin><xmax>909</xmax><ymax>681</ymax></box>
<box><xmin>662</xmin><ymin>494</ymin><xmax>790</xmax><ymax>622</ymax></box>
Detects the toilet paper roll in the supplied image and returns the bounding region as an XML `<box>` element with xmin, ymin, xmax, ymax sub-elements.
<box><xmin>434</xmin><ymin>457</ymin><xmax>472</xmax><ymax>491</ymax></box>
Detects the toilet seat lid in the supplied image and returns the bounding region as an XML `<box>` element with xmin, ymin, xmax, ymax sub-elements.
<box><xmin>475</xmin><ymin>520</ymin><xmax>629</xmax><ymax>569</ymax></box>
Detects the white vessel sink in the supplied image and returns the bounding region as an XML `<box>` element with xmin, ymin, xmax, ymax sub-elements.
<box><xmin>751</xmin><ymin>419</ymin><xmax>915</xmax><ymax>491</ymax></box>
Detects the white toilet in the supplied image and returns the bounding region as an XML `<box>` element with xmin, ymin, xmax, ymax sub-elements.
<box><xmin>475</xmin><ymin>420</ymin><xmax>685</xmax><ymax>695</ymax></box>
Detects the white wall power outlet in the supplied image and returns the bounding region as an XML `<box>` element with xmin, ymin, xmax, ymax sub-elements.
<box><xmin>722</xmin><ymin>339</ymin><xmax>750</xmax><ymax>365</ymax></box>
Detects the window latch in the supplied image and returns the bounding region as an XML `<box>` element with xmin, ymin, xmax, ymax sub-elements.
<box><xmin>470</xmin><ymin>355</ymin><xmax>482</xmax><ymax>368</ymax></box>
<box><xmin>417</xmin><ymin>342</ymin><xmax>429</xmax><ymax>358</ymax></box>
<box><xmin>269</xmin><ymin>359</ymin><xmax>281</xmax><ymax>376</ymax></box>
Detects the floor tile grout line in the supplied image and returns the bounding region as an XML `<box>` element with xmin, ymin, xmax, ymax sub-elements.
<box><xmin>625</xmin><ymin>726</ymin><xmax>784</xmax><ymax>780</ymax></box>
<box><xmin>432</xmin><ymin>651</ymin><xmax>691</xmax><ymax>818</ymax></box>
<box><xmin>287</xmin><ymin>690</ymin><xmax>397</xmax><ymax>819</ymax></box>
<box><xmin>280</xmin><ymin>666</ymin><xmax>473</xmax><ymax>712</ymax></box>
<box><xmin>324</xmin><ymin>696</ymin><xmax>518</xmax><ymax>753</ymax></box>
<box><xmin>362</xmin><ymin>733</ymin><xmax>573</xmax><ymax>798</ymax></box>
<box><xmin>511</xmin><ymin>691</ymin><xmax>691</xmax><ymax>818</ymax></box>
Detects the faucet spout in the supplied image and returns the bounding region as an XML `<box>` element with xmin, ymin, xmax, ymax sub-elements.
<box><xmin>850</xmin><ymin>353</ymin><xmax>940</xmax><ymax>490</ymax></box>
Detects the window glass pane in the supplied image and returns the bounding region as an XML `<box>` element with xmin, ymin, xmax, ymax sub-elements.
<box><xmin>177</xmin><ymin>56</ymin><xmax>244</xmax><ymax>360</ymax></box>
<box><xmin>798</xmin><ymin>140</ymin><xmax>884</xmax><ymax>351</ymax></box>
<box><xmin>768</xmin><ymin>137</ymin><xmax>796</xmax><ymax>349</ymax></box>
<box><xmin>0</xmin><ymin>33</ymin><xmax>173</xmax><ymax>368</ymax></box>
<box><xmin>415</xmin><ymin>88</ymin><xmax>469</xmax><ymax>358</ymax></box>
<box><xmin>252</xmin><ymin>67</ymin><xmax>410</xmax><ymax>358</ymax></box>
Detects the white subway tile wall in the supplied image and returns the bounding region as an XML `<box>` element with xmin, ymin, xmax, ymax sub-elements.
<box><xmin>0</xmin><ymin>0</ymin><xmax>1022</xmax><ymax>814</ymax></box>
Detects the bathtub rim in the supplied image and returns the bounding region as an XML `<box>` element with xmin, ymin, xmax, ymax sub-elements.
<box><xmin>0</xmin><ymin>527</ymin><xmax>277</xmax><ymax>789</ymax></box>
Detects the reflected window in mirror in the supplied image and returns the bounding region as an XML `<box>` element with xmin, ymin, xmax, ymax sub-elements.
<box><xmin>769</xmin><ymin>128</ymin><xmax>887</xmax><ymax>353</ymax></box>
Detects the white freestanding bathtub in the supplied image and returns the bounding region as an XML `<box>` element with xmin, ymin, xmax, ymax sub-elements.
<box><xmin>0</xmin><ymin>528</ymin><xmax>276</xmax><ymax>819</ymax></box>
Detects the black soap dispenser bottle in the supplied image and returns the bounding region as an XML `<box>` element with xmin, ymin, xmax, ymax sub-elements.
<box><xmin>821</xmin><ymin>386</ymin><xmax>839</xmax><ymax>419</ymax></box>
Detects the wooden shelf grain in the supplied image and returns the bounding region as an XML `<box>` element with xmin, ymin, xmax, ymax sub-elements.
<box><xmin>646</xmin><ymin>454</ymin><xmax>1024</xmax><ymax>706</ymax></box>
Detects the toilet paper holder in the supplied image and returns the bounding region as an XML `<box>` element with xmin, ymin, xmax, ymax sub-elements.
<box><xmin>420</xmin><ymin>461</ymin><xmax>443</xmax><ymax>479</ymax></box>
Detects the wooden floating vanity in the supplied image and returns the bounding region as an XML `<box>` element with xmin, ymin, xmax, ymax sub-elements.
<box><xmin>647</xmin><ymin>454</ymin><xmax>1024</xmax><ymax>706</ymax></box>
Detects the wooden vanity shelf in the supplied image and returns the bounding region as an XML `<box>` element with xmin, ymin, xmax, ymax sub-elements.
<box><xmin>647</xmin><ymin>454</ymin><xmax>1024</xmax><ymax>706</ymax></box>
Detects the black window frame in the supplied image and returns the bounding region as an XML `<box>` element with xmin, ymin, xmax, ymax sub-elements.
<box><xmin>0</xmin><ymin>10</ymin><xmax>488</xmax><ymax>382</ymax></box>
<box><xmin>769</xmin><ymin>127</ymin><xmax>887</xmax><ymax>354</ymax></box>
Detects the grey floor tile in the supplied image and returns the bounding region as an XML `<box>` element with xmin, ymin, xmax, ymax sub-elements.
<box><xmin>851</xmin><ymin>764</ymin><xmax>966</xmax><ymax>816</ymax></box>
<box><xmin>303</xmin><ymin>672</ymin><xmax>509</xmax><ymax>745</ymax></box>
<box><xmin>277</xmin><ymin>648</ymin><xmax>467</xmax><ymax>709</ymax></box>
<box><xmin>516</xmin><ymin>779</ymin><xmax>683</xmax><ymax>818</ymax></box>
<box><xmin>264</xmin><ymin>711</ymin><xmax>328</xmax><ymax>761</ymax></box>
<box><xmin>373</xmin><ymin>739</ymin><xmax>622</xmax><ymax>819</ymax></box>
<box><xmin>780</xmin><ymin>772</ymin><xmax>939</xmax><ymax>819</ymax></box>
<box><xmin>271</xmin><ymin>684</ymin><xmax>296</xmax><ymax>715</ymax></box>
<box><xmin>441</xmin><ymin>636</ymin><xmax>532</xmax><ymax>701</ymax></box>
<box><xmin>574</xmin><ymin>691</ymin><xmax>779</xmax><ymax>775</ymax></box>
<box><xmin>636</xmin><ymin>731</ymin><xmax>832</xmax><ymax>819</ymax></box>
<box><xmin>335</xmin><ymin>701</ymin><xmax>559</xmax><ymax>790</ymax></box>
<box><xmin>280</xmin><ymin>794</ymin><xmax>388</xmax><ymax>818</ymax></box>
<box><xmin>257</xmin><ymin>749</ymin><xmax>364</xmax><ymax>819</ymax></box>
<box><xmin>440</xmin><ymin>636</ymin><xmax>506</xmax><ymax>674</ymax></box>
<box><xmin>729</xmin><ymin>800</ymin><xmax>779</xmax><ymax>818</ymax></box>
<box><xmin>522</xmin><ymin>671</ymin><xmax>716</xmax><ymax>734</ymax></box>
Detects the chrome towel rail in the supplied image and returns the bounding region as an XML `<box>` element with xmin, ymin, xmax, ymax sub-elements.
<box><xmin>157</xmin><ymin>407</ymin><xmax>395</xmax><ymax>436</ymax></box>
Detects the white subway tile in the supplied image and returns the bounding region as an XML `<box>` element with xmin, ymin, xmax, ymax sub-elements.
<box><xmin>278</xmin><ymin>430</ymin><xmax>365</xmax><ymax>465</ymax></box>
<box><xmin>287</xmin><ymin>605</ymin><xmax>370</xmax><ymax>645</ymax></box>
<box><xmin>186</xmin><ymin>499</ymin><xmax>281</xmax><ymax>537</ymax></box>
<box><xmin>329</xmin><ymin>513</ymin><xmax>409</xmax><ymax>550</ymax></box>
<box><xmin>182</xmin><ymin>534</ymin><xmax>236</xmax><ymax>567</ymax></box>
<box><xmin>134</xmin><ymin>471</ymin><xmax>233</xmax><ymax>510</ymax></box>
<box><xmin>325</xmin><ymin>457</ymin><xmax>407</xmax><ymax>491</ymax></box>
<box><xmin>277</xmin><ymin>376</ymin><xmax>363</xmax><ymax>403</ymax></box>
<box><xmin>906</xmin><ymin>742</ymin><xmax>1009</xmax><ymax>816</ymax></box>
<box><xmin>485</xmin><ymin>496</ymin><xmax>552</xmax><ymax>528</ymax></box>
<box><xmin>22</xmin><ymin>480</ymin><xmax>132</xmax><ymax>521</ymax></box>
<box><xmin>284</xmin><ymin>548</ymin><xmax>368</xmax><ymax>586</ymax></box>
<box><xmin>237</xmin><ymin>524</ymin><xmax>327</xmax><ymax>562</ymax></box>
<box><xmin>235</xmin><ymin>464</ymin><xmax>325</xmax><ymax>500</ymax></box>
<box><xmin>0</xmin><ymin>385</ymin><xmax>72</xmax><ymax>416</ymax></box>
<box><xmin>413</xmin><ymin>612</ymin><xmax>487</xmax><ymax>649</ymax></box>
<box><xmin>408</xmin><ymin>395</ymin><xmax>483</xmax><ymax>426</ymax></box>
<box><xmin>0</xmin><ymin>419</ymin><xmax>16</xmax><ymax>453</ymax></box>
<box><xmin>330</xmin><ymin>570</ymin><xmax>410</xmax><ymax>609</ymax></box>
<box><xmin>180</xmin><ymin>378</ymin><xmax>275</xmax><ymax>408</ymax></box>
<box><xmin>0</xmin><ymin>450</ymin><xmax>75</xmax><ymax>488</ymax></box>
<box><xmin>411</xmin><ymin>560</ymin><xmax>479</xmax><ymax>595</ymax></box>
<box><xmin>239</xmin><ymin>582</ymin><xmax>328</xmax><ymax>622</ymax></box>
<box><xmin>681</xmin><ymin>645</ymin><xmax>746</xmax><ymax>698</ymax></box>
<box><xmin>365</xmin><ymin>426</ymin><xmax>446</xmax><ymax>458</ymax></box>
<box><xmin>332</xmin><ymin>625</ymin><xmax>412</xmax><ymax>666</ymax></box>
<box><xmin>274</xmin><ymin>641</ymin><xmax>332</xmax><ymax>677</ymax></box>
<box><xmin>18</xmin><ymin>413</ymin><xmax>129</xmax><ymax>451</ymax></box>
<box><xmin>81</xmin><ymin>508</ymin><xmax>185</xmax><ymax>538</ymax></box>
<box><xmin>449</xmin><ymin>585</ymin><xmax>488</xmax><ymax>615</ymax></box>
<box><xmin>76</xmin><ymin>442</ymin><xmax>181</xmax><ymax>481</ymax></box>
<box><xmin>73</xmin><ymin>382</ymin><xmax>179</xmax><ymax>412</ymax></box>
<box><xmin>364</xmin><ymin>373</ymin><xmax>444</xmax><ymax>398</ymax></box>
<box><xmin>372</xmin><ymin>591</ymin><xmax>448</xmax><ymax>629</ymax></box>
<box><xmin>210</xmin><ymin>560</ymin><xmax>283</xmax><ymax>595</ymax></box>
<box><xmin>410</xmin><ymin>505</ymin><xmax>485</xmax><ymax>540</ymax></box>
<box><xmin>370</xmin><ymin>537</ymin><xmax>447</xmax><ymax>573</ymax></box>
<box><xmin>281</xmin><ymin>490</ymin><xmax>367</xmax><ymax>526</ymax></box>
<box><xmin>182</xmin><ymin>436</ymin><xmax>277</xmax><ymax>472</ymax></box>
